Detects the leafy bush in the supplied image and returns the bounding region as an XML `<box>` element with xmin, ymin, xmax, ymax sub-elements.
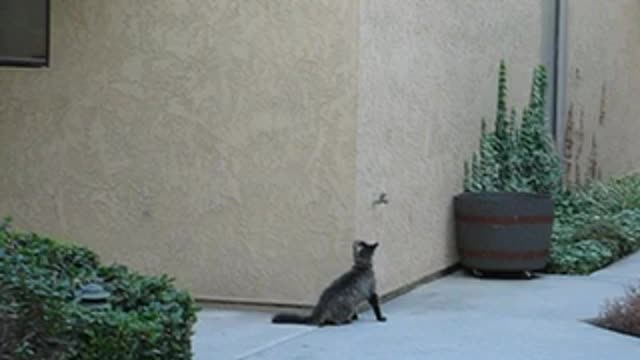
<box><xmin>547</xmin><ymin>239</ymin><xmax>614</xmax><ymax>275</ymax></box>
<box><xmin>589</xmin><ymin>283</ymin><xmax>640</xmax><ymax>338</ymax></box>
<box><xmin>464</xmin><ymin>61</ymin><xmax>562</xmax><ymax>195</ymax></box>
<box><xmin>547</xmin><ymin>175</ymin><xmax>640</xmax><ymax>274</ymax></box>
<box><xmin>0</xmin><ymin>218</ymin><xmax>199</xmax><ymax>360</ymax></box>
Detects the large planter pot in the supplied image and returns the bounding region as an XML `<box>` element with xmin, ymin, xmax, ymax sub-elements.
<box><xmin>454</xmin><ymin>192</ymin><xmax>554</xmax><ymax>277</ymax></box>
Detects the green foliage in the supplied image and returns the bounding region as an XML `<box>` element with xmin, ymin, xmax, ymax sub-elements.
<box><xmin>547</xmin><ymin>239</ymin><xmax>614</xmax><ymax>275</ymax></box>
<box><xmin>0</xmin><ymin>219</ymin><xmax>199</xmax><ymax>360</ymax></box>
<box><xmin>547</xmin><ymin>175</ymin><xmax>640</xmax><ymax>274</ymax></box>
<box><xmin>464</xmin><ymin>61</ymin><xmax>562</xmax><ymax>195</ymax></box>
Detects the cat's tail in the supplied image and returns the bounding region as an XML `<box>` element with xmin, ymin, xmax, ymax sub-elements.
<box><xmin>271</xmin><ymin>312</ymin><xmax>313</xmax><ymax>325</ymax></box>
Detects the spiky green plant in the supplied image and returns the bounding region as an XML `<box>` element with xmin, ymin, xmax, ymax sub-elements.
<box><xmin>517</xmin><ymin>65</ymin><xmax>563</xmax><ymax>195</ymax></box>
<box><xmin>464</xmin><ymin>61</ymin><xmax>562</xmax><ymax>195</ymax></box>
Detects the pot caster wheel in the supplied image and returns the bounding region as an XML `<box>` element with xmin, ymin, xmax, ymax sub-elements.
<box><xmin>470</xmin><ymin>269</ymin><xmax>485</xmax><ymax>278</ymax></box>
<box><xmin>522</xmin><ymin>271</ymin><xmax>534</xmax><ymax>279</ymax></box>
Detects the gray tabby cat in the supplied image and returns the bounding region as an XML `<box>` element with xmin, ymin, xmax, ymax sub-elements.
<box><xmin>272</xmin><ymin>240</ymin><xmax>387</xmax><ymax>326</ymax></box>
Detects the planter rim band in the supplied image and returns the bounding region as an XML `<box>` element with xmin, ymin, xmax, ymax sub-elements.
<box><xmin>460</xmin><ymin>249</ymin><xmax>549</xmax><ymax>260</ymax></box>
<box><xmin>456</xmin><ymin>214</ymin><xmax>553</xmax><ymax>224</ymax></box>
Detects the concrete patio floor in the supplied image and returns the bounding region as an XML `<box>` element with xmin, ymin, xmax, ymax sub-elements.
<box><xmin>193</xmin><ymin>253</ymin><xmax>640</xmax><ymax>359</ymax></box>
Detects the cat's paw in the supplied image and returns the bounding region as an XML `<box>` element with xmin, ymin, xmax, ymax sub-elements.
<box><xmin>377</xmin><ymin>316</ymin><xmax>387</xmax><ymax>322</ymax></box>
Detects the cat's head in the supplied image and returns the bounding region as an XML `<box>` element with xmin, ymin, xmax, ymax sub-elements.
<box><xmin>352</xmin><ymin>240</ymin><xmax>379</xmax><ymax>266</ymax></box>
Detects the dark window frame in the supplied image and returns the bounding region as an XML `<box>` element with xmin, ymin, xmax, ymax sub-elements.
<box><xmin>0</xmin><ymin>0</ymin><xmax>50</xmax><ymax>68</ymax></box>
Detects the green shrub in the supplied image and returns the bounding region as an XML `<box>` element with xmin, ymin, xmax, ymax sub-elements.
<box><xmin>547</xmin><ymin>175</ymin><xmax>640</xmax><ymax>274</ymax></box>
<box><xmin>0</xmin><ymin>241</ymin><xmax>77</xmax><ymax>359</ymax></box>
<box><xmin>547</xmin><ymin>239</ymin><xmax>614</xmax><ymax>274</ymax></box>
<box><xmin>0</xmin><ymin>218</ymin><xmax>199</xmax><ymax>360</ymax></box>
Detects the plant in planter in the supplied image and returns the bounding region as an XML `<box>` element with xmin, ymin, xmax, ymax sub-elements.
<box><xmin>455</xmin><ymin>61</ymin><xmax>563</xmax><ymax>278</ymax></box>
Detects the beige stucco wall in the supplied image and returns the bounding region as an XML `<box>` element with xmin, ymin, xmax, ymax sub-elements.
<box><xmin>0</xmin><ymin>0</ymin><xmax>359</xmax><ymax>305</ymax></box>
<box><xmin>357</xmin><ymin>0</ymin><xmax>548</xmax><ymax>294</ymax></box>
<box><xmin>563</xmin><ymin>0</ymin><xmax>640</xmax><ymax>184</ymax></box>
<box><xmin>2</xmin><ymin>0</ymin><xmax>637</xmax><ymax>306</ymax></box>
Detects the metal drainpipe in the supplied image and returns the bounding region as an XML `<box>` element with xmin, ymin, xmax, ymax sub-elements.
<box><xmin>552</xmin><ymin>0</ymin><xmax>568</xmax><ymax>150</ymax></box>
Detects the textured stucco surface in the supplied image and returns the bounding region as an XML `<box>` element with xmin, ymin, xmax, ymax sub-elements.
<box><xmin>357</xmin><ymin>0</ymin><xmax>548</xmax><ymax>294</ymax></box>
<box><xmin>2</xmin><ymin>0</ymin><xmax>639</xmax><ymax>306</ymax></box>
<box><xmin>0</xmin><ymin>0</ymin><xmax>359</xmax><ymax>304</ymax></box>
<box><xmin>563</xmin><ymin>0</ymin><xmax>640</xmax><ymax>184</ymax></box>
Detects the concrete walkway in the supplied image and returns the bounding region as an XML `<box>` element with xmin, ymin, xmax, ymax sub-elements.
<box><xmin>193</xmin><ymin>253</ymin><xmax>640</xmax><ymax>359</ymax></box>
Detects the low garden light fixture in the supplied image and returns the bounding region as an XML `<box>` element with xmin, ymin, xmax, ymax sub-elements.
<box><xmin>75</xmin><ymin>283</ymin><xmax>111</xmax><ymax>310</ymax></box>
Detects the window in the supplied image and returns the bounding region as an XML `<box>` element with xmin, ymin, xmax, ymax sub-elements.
<box><xmin>0</xmin><ymin>0</ymin><xmax>50</xmax><ymax>68</ymax></box>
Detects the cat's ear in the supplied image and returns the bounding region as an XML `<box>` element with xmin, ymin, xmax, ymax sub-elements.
<box><xmin>371</xmin><ymin>242</ymin><xmax>379</xmax><ymax>249</ymax></box>
<box><xmin>352</xmin><ymin>240</ymin><xmax>365</xmax><ymax>254</ymax></box>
